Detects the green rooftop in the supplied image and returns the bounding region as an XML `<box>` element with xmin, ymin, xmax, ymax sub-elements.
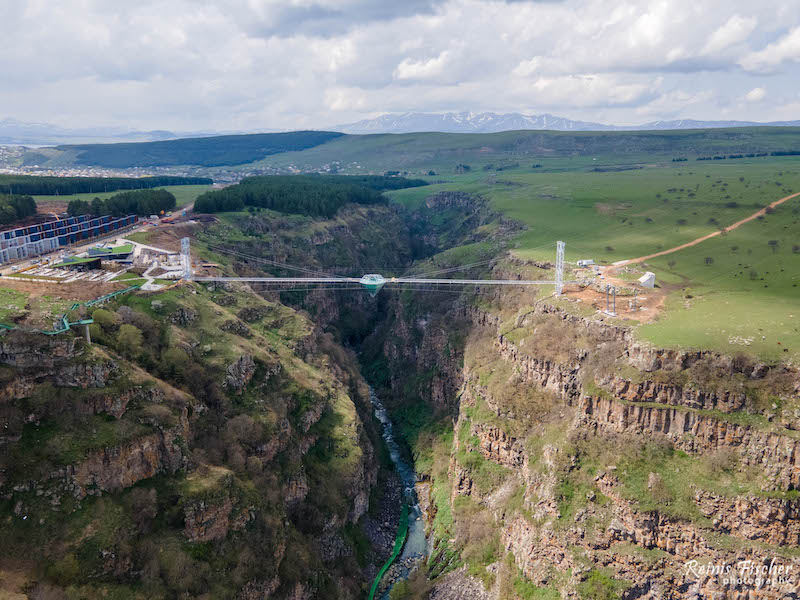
<box><xmin>57</xmin><ymin>256</ymin><xmax>103</xmax><ymax>266</ymax></box>
<box><xmin>87</xmin><ymin>243</ymin><xmax>134</xmax><ymax>257</ymax></box>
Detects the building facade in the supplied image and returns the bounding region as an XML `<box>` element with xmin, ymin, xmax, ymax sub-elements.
<box><xmin>0</xmin><ymin>214</ymin><xmax>138</xmax><ymax>264</ymax></box>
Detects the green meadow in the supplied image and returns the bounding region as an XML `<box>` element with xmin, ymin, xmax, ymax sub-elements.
<box><xmin>390</xmin><ymin>158</ymin><xmax>800</xmax><ymax>361</ymax></box>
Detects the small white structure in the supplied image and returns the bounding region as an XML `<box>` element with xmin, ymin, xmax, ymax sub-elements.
<box><xmin>638</xmin><ymin>271</ymin><xmax>656</xmax><ymax>288</ymax></box>
<box><xmin>577</xmin><ymin>259</ymin><xmax>595</xmax><ymax>267</ymax></box>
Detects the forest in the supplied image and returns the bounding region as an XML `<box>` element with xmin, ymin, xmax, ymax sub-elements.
<box><xmin>193</xmin><ymin>174</ymin><xmax>426</xmax><ymax>217</ymax></box>
<box><xmin>0</xmin><ymin>175</ymin><xmax>211</xmax><ymax>196</ymax></box>
<box><xmin>67</xmin><ymin>189</ymin><xmax>176</xmax><ymax>217</ymax></box>
<box><xmin>60</xmin><ymin>131</ymin><xmax>345</xmax><ymax>167</ymax></box>
<box><xmin>0</xmin><ymin>194</ymin><xmax>37</xmax><ymax>226</ymax></box>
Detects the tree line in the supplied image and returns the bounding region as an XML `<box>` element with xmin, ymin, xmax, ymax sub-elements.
<box><xmin>67</xmin><ymin>189</ymin><xmax>176</xmax><ymax>217</ymax></box>
<box><xmin>0</xmin><ymin>175</ymin><xmax>211</xmax><ymax>196</ymax></box>
<box><xmin>0</xmin><ymin>194</ymin><xmax>37</xmax><ymax>226</ymax></box>
<box><xmin>193</xmin><ymin>175</ymin><xmax>427</xmax><ymax>217</ymax></box>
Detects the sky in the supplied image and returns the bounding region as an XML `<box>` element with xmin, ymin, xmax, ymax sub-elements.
<box><xmin>1</xmin><ymin>0</ymin><xmax>799</xmax><ymax>131</ymax></box>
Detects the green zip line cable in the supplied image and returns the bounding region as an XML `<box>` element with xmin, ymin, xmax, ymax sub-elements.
<box><xmin>368</xmin><ymin>503</ymin><xmax>409</xmax><ymax>600</ymax></box>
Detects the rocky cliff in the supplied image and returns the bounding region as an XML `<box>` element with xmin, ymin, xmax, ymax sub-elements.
<box><xmin>0</xmin><ymin>283</ymin><xmax>380</xmax><ymax>599</ymax></box>
<box><xmin>378</xmin><ymin>258</ymin><xmax>800</xmax><ymax>599</ymax></box>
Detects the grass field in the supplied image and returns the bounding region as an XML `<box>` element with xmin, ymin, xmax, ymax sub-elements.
<box><xmin>222</xmin><ymin>127</ymin><xmax>800</xmax><ymax>176</ymax></box>
<box><xmin>33</xmin><ymin>184</ymin><xmax>211</xmax><ymax>213</ymax></box>
<box><xmin>390</xmin><ymin>157</ymin><xmax>800</xmax><ymax>361</ymax></box>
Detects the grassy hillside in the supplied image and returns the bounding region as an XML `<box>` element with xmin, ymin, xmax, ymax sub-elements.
<box><xmin>21</xmin><ymin>127</ymin><xmax>800</xmax><ymax>173</ymax></box>
<box><xmin>390</xmin><ymin>157</ymin><xmax>800</xmax><ymax>361</ymax></box>
<box><xmin>236</xmin><ymin>126</ymin><xmax>800</xmax><ymax>174</ymax></box>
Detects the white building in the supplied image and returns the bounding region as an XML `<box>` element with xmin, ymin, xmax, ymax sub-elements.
<box><xmin>638</xmin><ymin>271</ymin><xmax>656</xmax><ymax>288</ymax></box>
<box><xmin>577</xmin><ymin>259</ymin><xmax>595</xmax><ymax>267</ymax></box>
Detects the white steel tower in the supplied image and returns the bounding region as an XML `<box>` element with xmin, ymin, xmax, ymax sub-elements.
<box><xmin>181</xmin><ymin>237</ymin><xmax>192</xmax><ymax>280</ymax></box>
<box><xmin>555</xmin><ymin>240</ymin><xmax>565</xmax><ymax>296</ymax></box>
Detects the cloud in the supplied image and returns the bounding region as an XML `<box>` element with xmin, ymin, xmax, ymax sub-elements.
<box><xmin>744</xmin><ymin>87</ymin><xmax>766</xmax><ymax>102</ymax></box>
<box><xmin>740</xmin><ymin>27</ymin><xmax>800</xmax><ymax>72</ymax></box>
<box><xmin>239</xmin><ymin>1</ymin><xmax>443</xmax><ymax>38</ymax></box>
<box><xmin>702</xmin><ymin>15</ymin><xmax>757</xmax><ymax>55</ymax></box>
<box><xmin>526</xmin><ymin>74</ymin><xmax>657</xmax><ymax>107</ymax></box>
<box><xmin>394</xmin><ymin>51</ymin><xmax>452</xmax><ymax>80</ymax></box>
<box><xmin>0</xmin><ymin>0</ymin><xmax>798</xmax><ymax>130</ymax></box>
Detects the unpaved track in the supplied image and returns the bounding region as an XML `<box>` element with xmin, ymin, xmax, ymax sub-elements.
<box><xmin>616</xmin><ymin>191</ymin><xmax>800</xmax><ymax>266</ymax></box>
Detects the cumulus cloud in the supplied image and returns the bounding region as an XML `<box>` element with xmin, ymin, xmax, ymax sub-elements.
<box><xmin>744</xmin><ymin>87</ymin><xmax>766</xmax><ymax>102</ymax></box>
<box><xmin>739</xmin><ymin>27</ymin><xmax>800</xmax><ymax>72</ymax></box>
<box><xmin>526</xmin><ymin>74</ymin><xmax>657</xmax><ymax>107</ymax></box>
<box><xmin>0</xmin><ymin>0</ymin><xmax>797</xmax><ymax>130</ymax></box>
<box><xmin>394</xmin><ymin>51</ymin><xmax>452</xmax><ymax>81</ymax></box>
<box><xmin>702</xmin><ymin>15</ymin><xmax>757</xmax><ymax>55</ymax></box>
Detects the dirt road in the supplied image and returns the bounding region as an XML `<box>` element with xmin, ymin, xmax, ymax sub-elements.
<box><xmin>616</xmin><ymin>190</ymin><xmax>800</xmax><ymax>266</ymax></box>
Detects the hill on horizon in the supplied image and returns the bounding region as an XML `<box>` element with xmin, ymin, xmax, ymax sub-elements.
<box><xmin>49</xmin><ymin>131</ymin><xmax>345</xmax><ymax>168</ymax></box>
<box><xmin>16</xmin><ymin>126</ymin><xmax>800</xmax><ymax>172</ymax></box>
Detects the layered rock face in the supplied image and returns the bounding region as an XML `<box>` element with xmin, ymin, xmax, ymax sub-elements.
<box><xmin>384</xmin><ymin>281</ymin><xmax>800</xmax><ymax>599</ymax></box>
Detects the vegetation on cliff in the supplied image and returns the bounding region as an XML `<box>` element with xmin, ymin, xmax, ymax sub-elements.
<box><xmin>0</xmin><ymin>283</ymin><xmax>379</xmax><ymax>599</ymax></box>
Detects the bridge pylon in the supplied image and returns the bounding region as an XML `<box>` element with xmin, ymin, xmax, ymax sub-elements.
<box><xmin>555</xmin><ymin>240</ymin><xmax>565</xmax><ymax>295</ymax></box>
<box><xmin>181</xmin><ymin>237</ymin><xmax>192</xmax><ymax>281</ymax></box>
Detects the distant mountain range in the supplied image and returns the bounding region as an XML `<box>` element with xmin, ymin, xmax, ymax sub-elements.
<box><xmin>0</xmin><ymin>118</ymin><xmax>184</xmax><ymax>146</ymax></box>
<box><xmin>3</xmin><ymin>112</ymin><xmax>800</xmax><ymax>146</ymax></box>
<box><xmin>0</xmin><ymin>118</ymin><xmax>283</xmax><ymax>146</ymax></box>
<box><xmin>333</xmin><ymin>111</ymin><xmax>800</xmax><ymax>134</ymax></box>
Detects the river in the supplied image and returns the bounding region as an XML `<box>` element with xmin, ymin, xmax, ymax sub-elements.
<box><xmin>369</xmin><ymin>388</ymin><xmax>428</xmax><ymax>597</ymax></box>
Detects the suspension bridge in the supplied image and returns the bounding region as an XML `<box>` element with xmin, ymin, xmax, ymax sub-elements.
<box><xmin>181</xmin><ymin>238</ymin><xmax>577</xmax><ymax>296</ymax></box>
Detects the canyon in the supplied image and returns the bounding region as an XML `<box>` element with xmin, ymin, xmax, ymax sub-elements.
<box><xmin>1</xmin><ymin>190</ymin><xmax>799</xmax><ymax>600</ymax></box>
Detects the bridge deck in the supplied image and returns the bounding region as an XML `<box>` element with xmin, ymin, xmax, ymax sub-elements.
<box><xmin>193</xmin><ymin>276</ymin><xmax>578</xmax><ymax>285</ymax></box>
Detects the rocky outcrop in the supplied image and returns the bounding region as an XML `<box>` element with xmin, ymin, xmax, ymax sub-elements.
<box><xmin>471</xmin><ymin>423</ymin><xmax>526</xmax><ymax>469</ymax></box>
<box><xmin>224</xmin><ymin>354</ymin><xmax>256</xmax><ymax>393</ymax></box>
<box><xmin>184</xmin><ymin>496</ymin><xmax>253</xmax><ymax>543</ymax></box>
<box><xmin>220</xmin><ymin>319</ymin><xmax>252</xmax><ymax>338</ymax></box>
<box><xmin>495</xmin><ymin>335</ymin><xmax>583</xmax><ymax>403</ymax></box>
<box><xmin>0</xmin><ymin>332</ymin><xmax>81</xmax><ymax>369</ymax></box>
<box><xmin>503</xmin><ymin>517</ymin><xmax>577</xmax><ymax>584</ymax></box>
<box><xmin>240</xmin><ymin>578</ymin><xmax>281</xmax><ymax>600</ymax></box>
<box><xmin>599</xmin><ymin>375</ymin><xmax>747</xmax><ymax>413</ymax></box>
<box><xmin>69</xmin><ymin>427</ymin><xmax>186</xmax><ymax>496</ymax></box>
<box><xmin>8</xmin><ymin>422</ymin><xmax>188</xmax><ymax>512</ymax></box>
<box><xmin>694</xmin><ymin>491</ymin><xmax>800</xmax><ymax>546</ymax></box>
<box><xmin>170</xmin><ymin>307</ymin><xmax>198</xmax><ymax>326</ymax></box>
<box><xmin>428</xmin><ymin>567</ymin><xmax>491</xmax><ymax>600</ymax></box>
<box><xmin>578</xmin><ymin>395</ymin><xmax>800</xmax><ymax>491</ymax></box>
<box><xmin>52</xmin><ymin>360</ymin><xmax>119</xmax><ymax>388</ymax></box>
<box><xmin>286</xmin><ymin>472</ymin><xmax>309</xmax><ymax>505</ymax></box>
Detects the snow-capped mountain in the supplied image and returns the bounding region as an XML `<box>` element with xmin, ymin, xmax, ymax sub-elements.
<box><xmin>334</xmin><ymin>112</ymin><xmax>613</xmax><ymax>133</ymax></box>
<box><xmin>333</xmin><ymin>112</ymin><xmax>800</xmax><ymax>134</ymax></box>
